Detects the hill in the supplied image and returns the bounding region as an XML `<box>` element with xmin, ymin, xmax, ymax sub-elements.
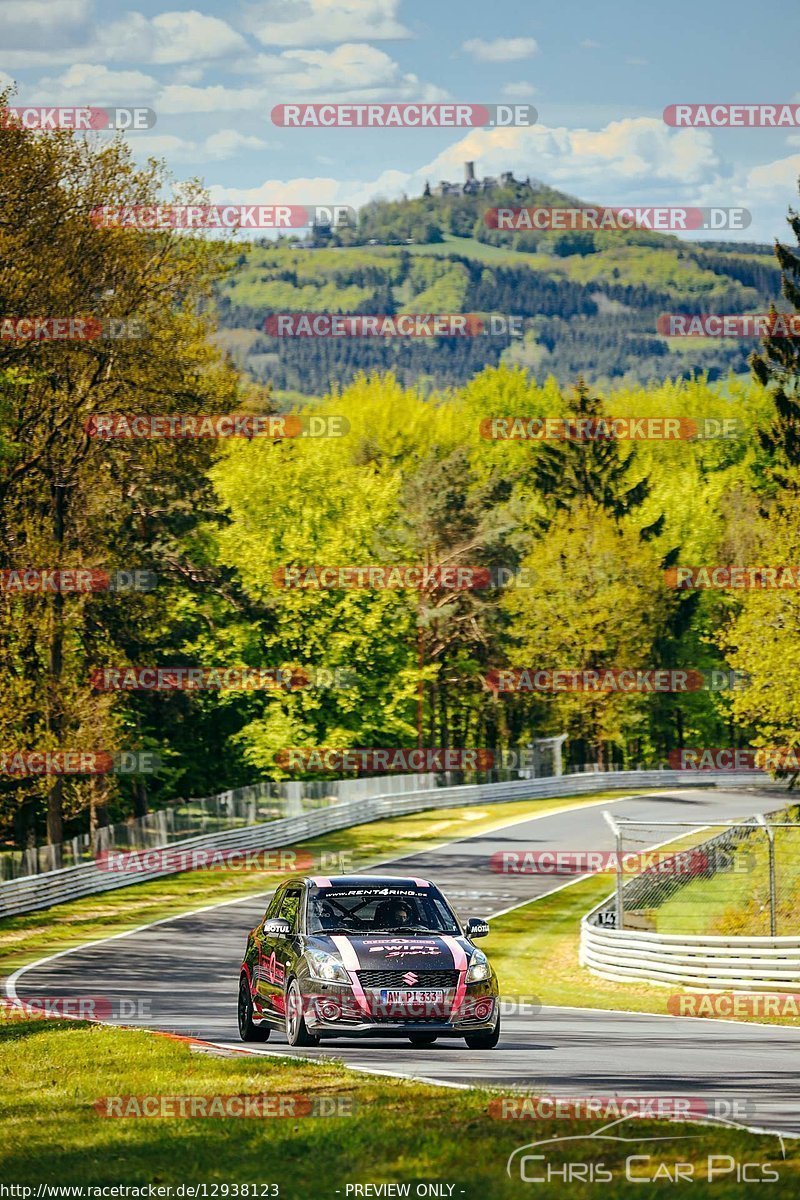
<box><xmin>214</xmin><ymin>171</ymin><xmax>782</xmax><ymax>395</ymax></box>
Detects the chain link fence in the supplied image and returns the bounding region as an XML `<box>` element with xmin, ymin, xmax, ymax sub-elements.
<box><xmin>599</xmin><ymin>803</ymin><xmax>800</xmax><ymax>936</ymax></box>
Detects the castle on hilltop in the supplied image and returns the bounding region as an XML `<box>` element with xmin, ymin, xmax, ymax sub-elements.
<box><xmin>425</xmin><ymin>161</ymin><xmax>535</xmax><ymax>198</ymax></box>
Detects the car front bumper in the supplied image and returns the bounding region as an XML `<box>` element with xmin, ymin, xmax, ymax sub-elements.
<box><xmin>302</xmin><ymin>978</ymin><xmax>499</xmax><ymax>1038</ymax></box>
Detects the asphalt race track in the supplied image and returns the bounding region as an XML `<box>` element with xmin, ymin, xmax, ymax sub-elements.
<box><xmin>10</xmin><ymin>787</ymin><xmax>800</xmax><ymax>1135</ymax></box>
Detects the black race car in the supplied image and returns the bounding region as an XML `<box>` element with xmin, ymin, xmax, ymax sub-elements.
<box><xmin>238</xmin><ymin>874</ymin><xmax>500</xmax><ymax>1048</ymax></box>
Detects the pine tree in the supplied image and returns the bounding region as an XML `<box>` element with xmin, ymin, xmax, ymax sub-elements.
<box><xmin>530</xmin><ymin>380</ymin><xmax>652</xmax><ymax>520</ymax></box>
<box><xmin>751</xmin><ymin>195</ymin><xmax>800</xmax><ymax>487</ymax></box>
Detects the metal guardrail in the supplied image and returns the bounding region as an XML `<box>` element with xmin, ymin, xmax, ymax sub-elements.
<box><xmin>0</xmin><ymin>768</ymin><xmax>767</xmax><ymax>919</ymax></box>
<box><xmin>0</xmin><ymin>772</ymin><xmax>444</xmax><ymax>880</ymax></box>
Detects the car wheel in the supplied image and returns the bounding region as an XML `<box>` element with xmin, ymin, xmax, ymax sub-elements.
<box><xmin>285</xmin><ymin>979</ymin><xmax>320</xmax><ymax>1047</ymax></box>
<box><xmin>464</xmin><ymin>1013</ymin><xmax>500</xmax><ymax>1049</ymax></box>
<box><xmin>238</xmin><ymin>975</ymin><xmax>271</xmax><ymax>1042</ymax></box>
<box><xmin>408</xmin><ymin>1034</ymin><xmax>438</xmax><ymax>1046</ymax></box>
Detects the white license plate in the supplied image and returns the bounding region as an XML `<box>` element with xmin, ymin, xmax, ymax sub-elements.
<box><xmin>380</xmin><ymin>989</ymin><xmax>445</xmax><ymax>1005</ymax></box>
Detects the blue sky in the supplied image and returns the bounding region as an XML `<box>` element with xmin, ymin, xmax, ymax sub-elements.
<box><xmin>2</xmin><ymin>0</ymin><xmax>799</xmax><ymax>240</ymax></box>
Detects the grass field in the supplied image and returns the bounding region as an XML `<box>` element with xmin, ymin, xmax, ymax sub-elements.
<box><xmin>0</xmin><ymin>1017</ymin><xmax>795</xmax><ymax>1194</ymax></box>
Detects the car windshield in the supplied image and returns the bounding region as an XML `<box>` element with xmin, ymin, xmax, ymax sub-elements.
<box><xmin>308</xmin><ymin>886</ymin><xmax>460</xmax><ymax>935</ymax></box>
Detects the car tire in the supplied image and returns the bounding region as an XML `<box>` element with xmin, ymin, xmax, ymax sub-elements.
<box><xmin>285</xmin><ymin>978</ymin><xmax>320</xmax><ymax>1047</ymax></box>
<box><xmin>408</xmin><ymin>1034</ymin><xmax>438</xmax><ymax>1046</ymax></box>
<box><xmin>464</xmin><ymin>1013</ymin><xmax>500</xmax><ymax>1049</ymax></box>
<box><xmin>238</xmin><ymin>975</ymin><xmax>271</xmax><ymax>1042</ymax></box>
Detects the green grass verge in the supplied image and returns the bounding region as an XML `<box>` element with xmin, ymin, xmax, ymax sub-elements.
<box><xmin>0</xmin><ymin>790</ymin><xmax>644</xmax><ymax>981</ymax></box>
<box><xmin>0</xmin><ymin>1018</ymin><xmax>795</xmax><ymax>1194</ymax></box>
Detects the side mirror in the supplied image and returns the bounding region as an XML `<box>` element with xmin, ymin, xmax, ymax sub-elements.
<box><xmin>262</xmin><ymin>917</ymin><xmax>291</xmax><ymax>938</ymax></box>
<box><xmin>465</xmin><ymin>917</ymin><xmax>490</xmax><ymax>940</ymax></box>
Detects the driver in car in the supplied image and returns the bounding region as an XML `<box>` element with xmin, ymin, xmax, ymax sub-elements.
<box><xmin>379</xmin><ymin>898</ymin><xmax>415</xmax><ymax>929</ymax></box>
<box><xmin>313</xmin><ymin>899</ymin><xmax>339</xmax><ymax>930</ymax></box>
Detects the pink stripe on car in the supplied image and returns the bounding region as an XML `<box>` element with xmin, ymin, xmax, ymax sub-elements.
<box><xmin>331</xmin><ymin>935</ymin><xmax>371</xmax><ymax>1016</ymax></box>
<box><xmin>441</xmin><ymin>934</ymin><xmax>468</xmax><ymax>1016</ymax></box>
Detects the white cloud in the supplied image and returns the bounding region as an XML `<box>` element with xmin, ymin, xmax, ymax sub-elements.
<box><xmin>32</xmin><ymin>64</ymin><xmax>160</xmax><ymax>105</ymax></box>
<box><xmin>441</xmin><ymin>124</ymin><xmax>714</xmax><ymax>206</ymax></box>
<box><xmin>157</xmin><ymin>83</ymin><xmax>266</xmax><ymax>113</ymax></box>
<box><xmin>199</xmin><ymin>119</ymin><xmax>720</xmax><ymax>232</ymax></box>
<box><xmin>503</xmin><ymin>82</ymin><xmax>537</xmax><ymax>99</ymax></box>
<box><xmin>172</xmin><ymin>66</ymin><xmax>206</xmax><ymax>85</ymax></box>
<box><xmin>209</xmin><ymin>174</ymin><xmax>347</xmax><ymax>206</ymax></box>
<box><xmin>0</xmin><ymin>0</ymin><xmax>92</xmax><ymax>50</ymax></box>
<box><xmin>143</xmin><ymin>12</ymin><xmax>248</xmax><ymax>64</ymax></box>
<box><xmin>244</xmin><ymin>0</ymin><xmax>412</xmax><ymax>47</ymax></box>
<box><xmin>158</xmin><ymin>116</ymin><xmax>798</xmax><ymax>243</ymax></box>
<box><xmin>132</xmin><ymin>129</ymin><xmax>272</xmax><ymax>162</ymax></box>
<box><xmin>233</xmin><ymin>43</ymin><xmax>448</xmax><ymax>103</ymax></box>
<box><xmin>204</xmin><ymin>130</ymin><xmax>272</xmax><ymax>159</ymax></box>
<box><xmin>0</xmin><ymin>8</ymin><xmax>247</xmax><ymax>68</ymax></box>
<box><xmin>462</xmin><ymin>37</ymin><xmax>538</xmax><ymax>62</ymax></box>
<box><xmin>744</xmin><ymin>153</ymin><xmax>800</xmax><ymax>194</ymax></box>
<box><xmin>407</xmin><ymin>118</ymin><xmax>718</xmax><ymax>193</ymax></box>
<box><xmin>581</xmin><ymin>39</ymin><xmax>601</xmax><ymax>49</ymax></box>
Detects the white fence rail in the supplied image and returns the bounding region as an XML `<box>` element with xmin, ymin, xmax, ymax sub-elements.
<box><xmin>0</xmin><ymin>772</ymin><xmax>444</xmax><ymax>881</ymax></box>
<box><xmin>580</xmin><ymin>792</ymin><xmax>800</xmax><ymax>991</ymax></box>
<box><xmin>0</xmin><ymin>768</ymin><xmax>770</xmax><ymax>919</ymax></box>
<box><xmin>581</xmin><ymin>918</ymin><xmax>800</xmax><ymax>991</ymax></box>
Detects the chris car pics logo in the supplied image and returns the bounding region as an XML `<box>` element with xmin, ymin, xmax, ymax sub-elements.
<box><xmin>507</xmin><ymin>1116</ymin><xmax>783</xmax><ymax>1184</ymax></box>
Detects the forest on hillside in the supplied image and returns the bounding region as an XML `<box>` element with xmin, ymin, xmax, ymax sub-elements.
<box><xmin>2</xmin><ymin>94</ymin><xmax>800</xmax><ymax>852</ymax></box>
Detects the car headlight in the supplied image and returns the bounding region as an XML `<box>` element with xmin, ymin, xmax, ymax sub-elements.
<box><xmin>306</xmin><ymin>949</ymin><xmax>350</xmax><ymax>985</ymax></box>
<box><xmin>466</xmin><ymin>949</ymin><xmax>491</xmax><ymax>983</ymax></box>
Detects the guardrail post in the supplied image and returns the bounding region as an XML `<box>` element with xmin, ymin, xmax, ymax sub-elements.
<box><xmin>603</xmin><ymin>810</ymin><xmax>624</xmax><ymax>930</ymax></box>
<box><xmin>756</xmin><ymin>814</ymin><xmax>777</xmax><ymax>936</ymax></box>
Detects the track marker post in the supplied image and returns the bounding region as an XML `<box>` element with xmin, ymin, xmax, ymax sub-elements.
<box><xmin>603</xmin><ymin>810</ymin><xmax>624</xmax><ymax>929</ymax></box>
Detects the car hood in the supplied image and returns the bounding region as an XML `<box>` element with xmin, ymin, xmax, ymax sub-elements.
<box><xmin>309</xmin><ymin>932</ymin><xmax>473</xmax><ymax>970</ymax></box>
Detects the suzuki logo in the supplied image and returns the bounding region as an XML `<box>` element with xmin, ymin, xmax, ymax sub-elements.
<box><xmin>402</xmin><ymin>971</ymin><xmax>418</xmax><ymax>985</ymax></box>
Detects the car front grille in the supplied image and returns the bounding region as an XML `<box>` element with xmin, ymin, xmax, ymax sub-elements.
<box><xmin>357</xmin><ymin>969</ymin><xmax>459</xmax><ymax>990</ymax></box>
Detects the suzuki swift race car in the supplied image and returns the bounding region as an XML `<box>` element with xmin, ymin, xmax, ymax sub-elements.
<box><xmin>238</xmin><ymin>875</ymin><xmax>500</xmax><ymax>1048</ymax></box>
